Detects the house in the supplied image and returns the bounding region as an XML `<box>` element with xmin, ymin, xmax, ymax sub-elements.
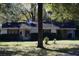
<box><xmin>0</xmin><ymin>20</ymin><xmax>77</xmax><ymax>41</ymax></box>
<box><xmin>30</xmin><ymin>20</ymin><xmax>76</xmax><ymax>40</ymax></box>
<box><xmin>50</xmin><ymin>20</ymin><xmax>76</xmax><ymax>40</ymax></box>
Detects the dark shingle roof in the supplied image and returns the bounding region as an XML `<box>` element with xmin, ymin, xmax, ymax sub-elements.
<box><xmin>52</xmin><ymin>20</ymin><xmax>76</xmax><ymax>28</ymax></box>
<box><xmin>2</xmin><ymin>21</ymin><xmax>76</xmax><ymax>33</ymax></box>
<box><xmin>2</xmin><ymin>22</ymin><xmax>20</xmax><ymax>28</ymax></box>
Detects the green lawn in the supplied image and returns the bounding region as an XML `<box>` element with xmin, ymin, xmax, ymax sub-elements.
<box><xmin>0</xmin><ymin>40</ymin><xmax>79</xmax><ymax>56</ymax></box>
<box><xmin>0</xmin><ymin>41</ymin><xmax>37</xmax><ymax>46</ymax></box>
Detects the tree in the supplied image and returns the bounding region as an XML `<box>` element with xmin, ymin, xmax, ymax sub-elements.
<box><xmin>0</xmin><ymin>3</ymin><xmax>12</xmax><ymax>23</ymax></box>
<box><xmin>44</xmin><ymin>3</ymin><xmax>79</xmax><ymax>40</ymax></box>
<box><xmin>0</xmin><ymin>3</ymin><xmax>32</xmax><ymax>23</ymax></box>
<box><xmin>44</xmin><ymin>3</ymin><xmax>79</xmax><ymax>23</ymax></box>
<box><xmin>37</xmin><ymin>3</ymin><xmax>44</xmax><ymax>48</ymax></box>
<box><xmin>31</xmin><ymin>3</ymin><xmax>36</xmax><ymax>21</ymax></box>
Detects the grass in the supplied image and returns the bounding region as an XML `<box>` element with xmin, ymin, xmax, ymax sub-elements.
<box><xmin>0</xmin><ymin>40</ymin><xmax>79</xmax><ymax>46</ymax></box>
<box><xmin>0</xmin><ymin>40</ymin><xmax>79</xmax><ymax>56</ymax></box>
<box><xmin>0</xmin><ymin>41</ymin><xmax>37</xmax><ymax>46</ymax></box>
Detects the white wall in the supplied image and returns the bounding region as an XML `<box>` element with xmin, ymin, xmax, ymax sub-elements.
<box><xmin>0</xmin><ymin>29</ymin><xmax>7</xmax><ymax>34</ymax></box>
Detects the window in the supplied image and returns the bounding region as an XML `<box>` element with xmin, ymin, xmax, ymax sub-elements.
<box><xmin>7</xmin><ymin>29</ymin><xmax>19</xmax><ymax>34</ymax></box>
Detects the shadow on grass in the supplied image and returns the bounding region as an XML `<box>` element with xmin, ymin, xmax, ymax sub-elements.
<box><xmin>0</xmin><ymin>51</ymin><xmax>18</xmax><ymax>56</ymax></box>
<box><xmin>0</xmin><ymin>45</ymin><xmax>79</xmax><ymax>56</ymax></box>
<box><xmin>17</xmin><ymin>47</ymin><xmax>79</xmax><ymax>56</ymax></box>
<box><xmin>0</xmin><ymin>47</ymin><xmax>48</xmax><ymax>56</ymax></box>
<box><xmin>22</xmin><ymin>49</ymin><xmax>48</xmax><ymax>56</ymax></box>
<box><xmin>0</xmin><ymin>47</ymin><xmax>79</xmax><ymax>56</ymax></box>
<box><xmin>43</xmin><ymin>47</ymin><xmax>79</xmax><ymax>56</ymax></box>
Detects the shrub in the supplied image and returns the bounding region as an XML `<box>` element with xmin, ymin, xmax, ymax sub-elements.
<box><xmin>53</xmin><ymin>38</ymin><xmax>57</xmax><ymax>44</ymax></box>
<box><xmin>44</xmin><ymin>36</ymin><xmax>49</xmax><ymax>44</ymax></box>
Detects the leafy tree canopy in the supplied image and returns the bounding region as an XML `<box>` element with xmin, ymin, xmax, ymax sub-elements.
<box><xmin>44</xmin><ymin>3</ymin><xmax>79</xmax><ymax>22</ymax></box>
<box><xmin>0</xmin><ymin>3</ymin><xmax>32</xmax><ymax>23</ymax></box>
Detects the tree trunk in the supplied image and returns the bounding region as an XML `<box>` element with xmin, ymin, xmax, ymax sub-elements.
<box><xmin>31</xmin><ymin>3</ymin><xmax>36</xmax><ymax>21</ymax></box>
<box><xmin>37</xmin><ymin>3</ymin><xmax>44</xmax><ymax>48</ymax></box>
